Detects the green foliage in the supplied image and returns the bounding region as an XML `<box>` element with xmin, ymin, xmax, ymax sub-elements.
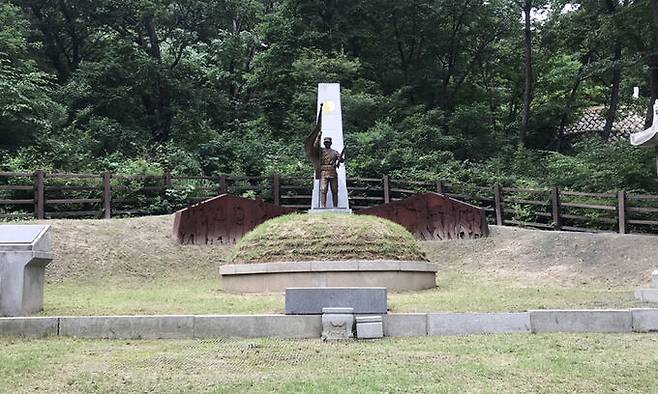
<box><xmin>0</xmin><ymin>0</ymin><xmax>656</xmax><ymax>195</ymax></box>
<box><xmin>0</xmin><ymin>59</ymin><xmax>65</xmax><ymax>147</ymax></box>
<box><xmin>544</xmin><ymin>138</ymin><xmax>657</xmax><ymax>192</ymax></box>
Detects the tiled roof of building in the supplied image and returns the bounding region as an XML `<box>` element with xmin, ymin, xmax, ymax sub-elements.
<box><xmin>564</xmin><ymin>106</ymin><xmax>645</xmax><ymax>141</ymax></box>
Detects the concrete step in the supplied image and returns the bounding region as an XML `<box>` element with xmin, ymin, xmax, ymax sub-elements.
<box><xmin>635</xmin><ymin>288</ymin><xmax>658</xmax><ymax>303</ymax></box>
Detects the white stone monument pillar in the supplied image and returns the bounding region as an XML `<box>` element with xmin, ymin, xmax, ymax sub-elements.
<box><xmin>310</xmin><ymin>83</ymin><xmax>351</xmax><ymax>212</ymax></box>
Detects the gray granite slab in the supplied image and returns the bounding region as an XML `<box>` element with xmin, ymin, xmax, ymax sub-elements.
<box><xmin>286</xmin><ymin>287</ymin><xmax>387</xmax><ymax>315</ymax></box>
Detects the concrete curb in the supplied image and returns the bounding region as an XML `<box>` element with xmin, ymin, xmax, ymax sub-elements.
<box><xmin>529</xmin><ymin>309</ymin><xmax>632</xmax><ymax>333</ymax></box>
<box><xmin>383</xmin><ymin>313</ymin><xmax>428</xmax><ymax>337</ymax></box>
<box><xmin>0</xmin><ymin>317</ymin><xmax>58</xmax><ymax>337</ymax></box>
<box><xmin>194</xmin><ymin>315</ymin><xmax>321</xmax><ymax>338</ymax></box>
<box><xmin>59</xmin><ymin>315</ymin><xmax>195</xmax><ymax>339</ymax></box>
<box><xmin>428</xmin><ymin>312</ymin><xmax>530</xmax><ymax>335</ymax></box>
<box><xmin>631</xmin><ymin>308</ymin><xmax>658</xmax><ymax>332</ymax></box>
<box><xmin>1</xmin><ymin>309</ymin><xmax>657</xmax><ymax>339</ymax></box>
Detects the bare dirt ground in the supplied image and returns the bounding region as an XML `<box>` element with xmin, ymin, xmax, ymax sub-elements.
<box><xmin>26</xmin><ymin>215</ymin><xmax>657</xmax><ymax>287</ymax></box>
<box><xmin>425</xmin><ymin>225</ymin><xmax>657</xmax><ymax>288</ymax></box>
<box><xmin>31</xmin><ymin>215</ymin><xmax>229</xmax><ymax>283</ymax></box>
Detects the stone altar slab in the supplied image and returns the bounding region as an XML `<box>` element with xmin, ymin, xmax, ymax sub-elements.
<box><xmin>0</xmin><ymin>225</ymin><xmax>53</xmax><ymax>317</ymax></box>
<box><xmin>285</xmin><ymin>287</ymin><xmax>387</xmax><ymax>315</ymax></box>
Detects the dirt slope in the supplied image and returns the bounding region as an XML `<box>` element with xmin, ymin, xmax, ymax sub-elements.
<box><xmin>425</xmin><ymin>226</ymin><xmax>657</xmax><ymax>288</ymax></box>
<box><xmin>19</xmin><ymin>216</ymin><xmax>657</xmax><ymax>287</ymax></box>
<box><xmin>30</xmin><ymin>215</ymin><xmax>229</xmax><ymax>283</ymax></box>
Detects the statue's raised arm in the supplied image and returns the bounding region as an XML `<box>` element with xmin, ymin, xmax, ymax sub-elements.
<box><xmin>304</xmin><ymin>103</ymin><xmax>323</xmax><ymax>180</ymax></box>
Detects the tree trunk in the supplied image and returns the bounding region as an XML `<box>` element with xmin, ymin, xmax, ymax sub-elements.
<box><xmin>646</xmin><ymin>0</ymin><xmax>658</xmax><ymax>177</ymax></box>
<box><xmin>143</xmin><ymin>13</ymin><xmax>172</xmax><ymax>143</ymax></box>
<box><xmin>30</xmin><ymin>5</ymin><xmax>72</xmax><ymax>80</ymax></box>
<box><xmin>647</xmin><ymin>1</ymin><xmax>658</xmax><ymax>129</ymax></box>
<box><xmin>646</xmin><ymin>54</ymin><xmax>658</xmax><ymax>129</ymax></box>
<box><xmin>602</xmin><ymin>43</ymin><xmax>622</xmax><ymax>141</ymax></box>
<box><xmin>58</xmin><ymin>0</ymin><xmax>82</xmax><ymax>66</ymax></box>
<box><xmin>651</xmin><ymin>0</ymin><xmax>658</xmax><ymax>44</ymax></box>
<box><xmin>556</xmin><ymin>51</ymin><xmax>592</xmax><ymax>151</ymax></box>
<box><xmin>519</xmin><ymin>0</ymin><xmax>533</xmax><ymax>146</ymax></box>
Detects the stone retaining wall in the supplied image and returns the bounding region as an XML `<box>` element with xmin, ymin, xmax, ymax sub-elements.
<box><xmin>2</xmin><ymin>309</ymin><xmax>657</xmax><ymax>339</ymax></box>
<box><xmin>220</xmin><ymin>260</ymin><xmax>437</xmax><ymax>293</ymax></box>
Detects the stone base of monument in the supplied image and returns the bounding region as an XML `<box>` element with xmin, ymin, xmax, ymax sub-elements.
<box><xmin>634</xmin><ymin>270</ymin><xmax>658</xmax><ymax>303</ymax></box>
<box><xmin>219</xmin><ymin>260</ymin><xmax>436</xmax><ymax>293</ymax></box>
<box><xmin>307</xmin><ymin>208</ymin><xmax>352</xmax><ymax>214</ymax></box>
<box><xmin>0</xmin><ymin>225</ymin><xmax>53</xmax><ymax>317</ymax></box>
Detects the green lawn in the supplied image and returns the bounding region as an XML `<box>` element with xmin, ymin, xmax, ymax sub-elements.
<box><xmin>1</xmin><ymin>334</ymin><xmax>657</xmax><ymax>393</ymax></box>
<box><xmin>40</xmin><ymin>272</ymin><xmax>648</xmax><ymax>316</ymax></box>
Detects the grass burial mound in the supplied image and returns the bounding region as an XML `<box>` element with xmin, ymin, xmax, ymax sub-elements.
<box><xmin>229</xmin><ymin>213</ymin><xmax>427</xmax><ymax>263</ymax></box>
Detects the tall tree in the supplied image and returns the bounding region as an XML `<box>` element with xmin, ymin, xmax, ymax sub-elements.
<box><xmin>516</xmin><ymin>0</ymin><xmax>533</xmax><ymax>146</ymax></box>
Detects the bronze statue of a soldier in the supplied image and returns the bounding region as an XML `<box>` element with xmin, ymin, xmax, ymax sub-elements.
<box><xmin>304</xmin><ymin>103</ymin><xmax>345</xmax><ymax>208</ymax></box>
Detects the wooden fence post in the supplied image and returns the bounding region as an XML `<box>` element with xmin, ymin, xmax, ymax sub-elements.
<box><xmin>436</xmin><ymin>180</ymin><xmax>445</xmax><ymax>194</ymax></box>
<box><xmin>617</xmin><ymin>190</ymin><xmax>626</xmax><ymax>234</ymax></box>
<box><xmin>272</xmin><ymin>173</ymin><xmax>281</xmax><ymax>205</ymax></box>
<box><xmin>163</xmin><ymin>171</ymin><xmax>172</xmax><ymax>189</ymax></box>
<box><xmin>493</xmin><ymin>184</ymin><xmax>503</xmax><ymax>225</ymax></box>
<box><xmin>551</xmin><ymin>186</ymin><xmax>561</xmax><ymax>230</ymax></box>
<box><xmin>218</xmin><ymin>175</ymin><xmax>227</xmax><ymax>194</ymax></box>
<box><xmin>102</xmin><ymin>172</ymin><xmax>112</xmax><ymax>219</ymax></box>
<box><xmin>383</xmin><ymin>175</ymin><xmax>390</xmax><ymax>204</ymax></box>
<box><xmin>33</xmin><ymin>170</ymin><xmax>44</xmax><ymax>219</ymax></box>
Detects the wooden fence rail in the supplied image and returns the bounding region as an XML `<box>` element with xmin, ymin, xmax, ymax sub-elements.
<box><xmin>0</xmin><ymin>171</ymin><xmax>657</xmax><ymax>235</ymax></box>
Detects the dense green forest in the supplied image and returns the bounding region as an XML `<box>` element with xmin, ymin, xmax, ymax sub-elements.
<box><xmin>1</xmin><ymin>0</ymin><xmax>658</xmax><ymax>192</ymax></box>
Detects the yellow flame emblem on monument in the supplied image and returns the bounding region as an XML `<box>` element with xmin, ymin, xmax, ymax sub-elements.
<box><xmin>322</xmin><ymin>100</ymin><xmax>336</xmax><ymax>113</ymax></box>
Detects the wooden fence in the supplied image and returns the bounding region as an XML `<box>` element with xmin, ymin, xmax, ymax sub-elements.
<box><xmin>1</xmin><ymin>171</ymin><xmax>657</xmax><ymax>235</ymax></box>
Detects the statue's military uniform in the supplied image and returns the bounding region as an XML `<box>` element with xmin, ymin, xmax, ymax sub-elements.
<box><xmin>304</xmin><ymin>102</ymin><xmax>344</xmax><ymax>208</ymax></box>
<box><xmin>319</xmin><ymin>145</ymin><xmax>341</xmax><ymax>207</ymax></box>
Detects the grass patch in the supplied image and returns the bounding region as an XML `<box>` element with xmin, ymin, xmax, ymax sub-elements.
<box><xmin>1</xmin><ymin>334</ymin><xmax>657</xmax><ymax>392</ymax></box>
<box><xmin>41</xmin><ymin>278</ymin><xmax>282</xmax><ymax>316</ymax></box>
<box><xmin>40</xmin><ymin>272</ymin><xmax>646</xmax><ymax>316</ymax></box>
<box><xmin>229</xmin><ymin>213</ymin><xmax>427</xmax><ymax>263</ymax></box>
<box><xmin>389</xmin><ymin>272</ymin><xmax>646</xmax><ymax>312</ymax></box>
